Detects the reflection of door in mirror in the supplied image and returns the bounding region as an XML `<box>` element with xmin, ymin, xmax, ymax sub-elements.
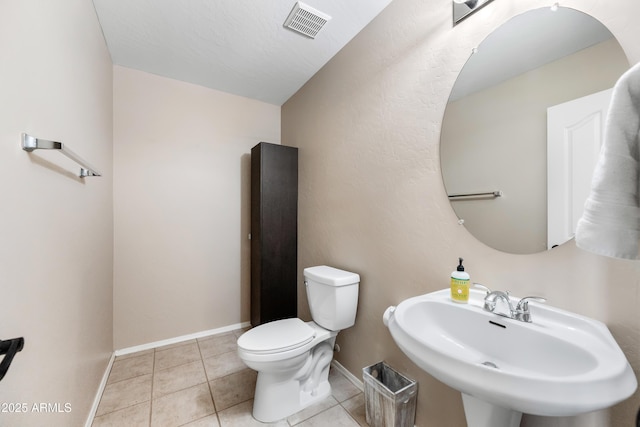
<box><xmin>547</xmin><ymin>88</ymin><xmax>613</xmax><ymax>249</ymax></box>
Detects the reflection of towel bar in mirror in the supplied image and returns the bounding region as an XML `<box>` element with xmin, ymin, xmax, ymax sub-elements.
<box><xmin>21</xmin><ymin>133</ymin><xmax>102</xmax><ymax>178</ymax></box>
<box><xmin>448</xmin><ymin>190</ymin><xmax>502</xmax><ymax>200</ymax></box>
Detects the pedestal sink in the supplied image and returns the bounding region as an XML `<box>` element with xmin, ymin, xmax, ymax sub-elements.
<box><xmin>383</xmin><ymin>289</ymin><xmax>637</xmax><ymax>427</ymax></box>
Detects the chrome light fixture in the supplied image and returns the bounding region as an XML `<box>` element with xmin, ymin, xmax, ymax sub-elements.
<box><xmin>453</xmin><ymin>0</ymin><xmax>495</xmax><ymax>25</ymax></box>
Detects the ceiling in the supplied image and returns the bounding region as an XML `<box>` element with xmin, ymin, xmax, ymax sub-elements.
<box><xmin>92</xmin><ymin>2</ymin><xmax>616</xmax><ymax>107</ymax></box>
<box><xmin>92</xmin><ymin>0</ymin><xmax>394</xmax><ymax>106</ymax></box>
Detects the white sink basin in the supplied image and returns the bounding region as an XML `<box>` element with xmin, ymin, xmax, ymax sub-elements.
<box><xmin>385</xmin><ymin>289</ymin><xmax>636</xmax><ymax>424</ymax></box>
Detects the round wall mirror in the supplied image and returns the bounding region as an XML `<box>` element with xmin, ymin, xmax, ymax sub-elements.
<box><xmin>440</xmin><ymin>7</ymin><xmax>629</xmax><ymax>254</ymax></box>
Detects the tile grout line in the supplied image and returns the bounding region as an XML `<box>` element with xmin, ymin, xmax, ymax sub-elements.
<box><xmin>101</xmin><ymin>352</ymin><xmax>152</xmax><ymax>386</ymax></box>
<box><xmin>196</xmin><ymin>337</ymin><xmax>221</xmax><ymax>425</ymax></box>
<box><xmin>93</xmin><ymin>354</ymin><xmax>153</xmax><ymax>422</ymax></box>
<box><xmin>339</xmin><ymin>400</ymin><xmax>363</xmax><ymax>427</ymax></box>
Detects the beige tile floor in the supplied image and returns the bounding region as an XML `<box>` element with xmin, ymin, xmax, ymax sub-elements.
<box><xmin>92</xmin><ymin>328</ymin><xmax>368</xmax><ymax>426</ymax></box>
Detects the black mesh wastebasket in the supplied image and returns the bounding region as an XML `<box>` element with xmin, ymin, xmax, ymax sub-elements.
<box><xmin>363</xmin><ymin>362</ymin><xmax>417</xmax><ymax>427</ymax></box>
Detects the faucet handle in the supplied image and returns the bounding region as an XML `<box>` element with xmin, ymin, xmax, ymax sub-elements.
<box><xmin>515</xmin><ymin>296</ymin><xmax>546</xmax><ymax>322</ymax></box>
<box><xmin>515</xmin><ymin>296</ymin><xmax>546</xmax><ymax>311</ymax></box>
<box><xmin>473</xmin><ymin>283</ymin><xmax>491</xmax><ymax>295</ymax></box>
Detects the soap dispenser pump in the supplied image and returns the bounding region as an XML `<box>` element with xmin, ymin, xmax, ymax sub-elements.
<box><xmin>450</xmin><ymin>257</ymin><xmax>470</xmax><ymax>303</ymax></box>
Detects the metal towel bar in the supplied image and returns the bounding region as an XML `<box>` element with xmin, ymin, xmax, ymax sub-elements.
<box><xmin>21</xmin><ymin>133</ymin><xmax>101</xmax><ymax>178</ymax></box>
<box><xmin>448</xmin><ymin>190</ymin><xmax>502</xmax><ymax>199</ymax></box>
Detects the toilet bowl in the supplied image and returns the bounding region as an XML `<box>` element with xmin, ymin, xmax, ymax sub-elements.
<box><xmin>237</xmin><ymin>265</ymin><xmax>360</xmax><ymax>422</ymax></box>
<box><xmin>238</xmin><ymin>319</ymin><xmax>337</xmax><ymax>421</ymax></box>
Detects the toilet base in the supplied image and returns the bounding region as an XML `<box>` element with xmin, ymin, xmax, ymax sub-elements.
<box><xmin>253</xmin><ymin>374</ymin><xmax>331</xmax><ymax>422</ymax></box>
<box><xmin>251</xmin><ymin>339</ymin><xmax>335</xmax><ymax>423</ymax></box>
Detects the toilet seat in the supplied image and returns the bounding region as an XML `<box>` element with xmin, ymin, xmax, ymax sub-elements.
<box><xmin>238</xmin><ymin>318</ymin><xmax>316</xmax><ymax>354</ymax></box>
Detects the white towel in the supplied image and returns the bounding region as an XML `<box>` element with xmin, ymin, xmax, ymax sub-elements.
<box><xmin>575</xmin><ymin>62</ymin><xmax>640</xmax><ymax>260</ymax></box>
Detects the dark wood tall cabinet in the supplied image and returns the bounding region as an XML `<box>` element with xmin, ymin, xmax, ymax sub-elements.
<box><xmin>250</xmin><ymin>142</ymin><xmax>298</xmax><ymax>326</ymax></box>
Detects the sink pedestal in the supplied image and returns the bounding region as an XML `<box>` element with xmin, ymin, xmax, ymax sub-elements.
<box><xmin>462</xmin><ymin>394</ymin><xmax>522</xmax><ymax>427</ymax></box>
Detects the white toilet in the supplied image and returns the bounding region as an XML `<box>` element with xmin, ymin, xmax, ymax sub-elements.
<box><xmin>237</xmin><ymin>265</ymin><xmax>360</xmax><ymax>422</ymax></box>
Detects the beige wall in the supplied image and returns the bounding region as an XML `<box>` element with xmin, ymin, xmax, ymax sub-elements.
<box><xmin>4</xmin><ymin>1</ymin><xmax>640</xmax><ymax>425</ymax></box>
<box><xmin>283</xmin><ymin>1</ymin><xmax>640</xmax><ymax>426</ymax></box>
<box><xmin>113</xmin><ymin>66</ymin><xmax>280</xmax><ymax>349</ymax></box>
<box><xmin>441</xmin><ymin>38</ymin><xmax>628</xmax><ymax>254</ymax></box>
<box><xmin>0</xmin><ymin>1</ymin><xmax>113</xmax><ymax>426</ymax></box>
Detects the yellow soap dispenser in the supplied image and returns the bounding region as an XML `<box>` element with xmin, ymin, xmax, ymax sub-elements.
<box><xmin>450</xmin><ymin>257</ymin><xmax>470</xmax><ymax>303</ymax></box>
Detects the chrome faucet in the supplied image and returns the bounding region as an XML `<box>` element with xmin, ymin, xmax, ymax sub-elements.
<box><xmin>484</xmin><ymin>290</ymin><xmax>513</xmax><ymax>316</ymax></box>
<box><xmin>473</xmin><ymin>284</ymin><xmax>546</xmax><ymax>323</ymax></box>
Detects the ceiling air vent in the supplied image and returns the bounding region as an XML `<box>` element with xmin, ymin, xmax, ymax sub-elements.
<box><xmin>283</xmin><ymin>2</ymin><xmax>331</xmax><ymax>39</ymax></box>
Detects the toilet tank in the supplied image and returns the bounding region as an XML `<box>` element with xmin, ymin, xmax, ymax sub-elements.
<box><xmin>303</xmin><ymin>266</ymin><xmax>360</xmax><ymax>331</ymax></box>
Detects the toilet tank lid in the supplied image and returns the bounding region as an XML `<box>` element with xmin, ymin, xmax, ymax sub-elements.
<box><xmin>304</xmin><ymin>265</ymin><xmax>360</xmax><ymax>287</ymax></box>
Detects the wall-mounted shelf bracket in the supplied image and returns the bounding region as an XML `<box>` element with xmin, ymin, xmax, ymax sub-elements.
<box><xmin>21</xmin><ymin>133</ymin><xmax>101</xmax><ymax>178</ymax></box>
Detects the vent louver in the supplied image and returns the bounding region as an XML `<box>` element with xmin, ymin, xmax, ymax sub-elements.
<box><xmin>283</xmin><ymin>2</ymin><xmax>331</xmax><ymax>39</ymax></box>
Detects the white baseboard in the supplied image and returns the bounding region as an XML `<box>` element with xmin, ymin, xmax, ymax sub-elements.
<box><xmin>114</xmin><ymin>321</ymin><xmax>251</xmax><ymax>357</ymax></box>
<box><xmin>331</xmin><ymin>359</ymin><xmax>363</xmax><ymax>391</ymax></box>
<box><xmin>84</xmin><ymin>352</ymin><xmax>115</xmax><ymax>427</ymax></box>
